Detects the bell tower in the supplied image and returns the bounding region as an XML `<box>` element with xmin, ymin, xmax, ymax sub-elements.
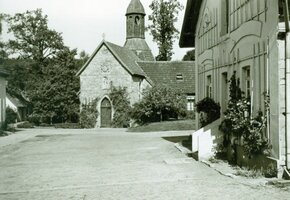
<box><xmin>126</xmin><ymin>0</ymin><xmax>145</xmax><ymax>39</ymax></box>
<box><xmin>124</xmin><ymin>0</ymin><xmax>155</xmax><ymax>61</ymax></box>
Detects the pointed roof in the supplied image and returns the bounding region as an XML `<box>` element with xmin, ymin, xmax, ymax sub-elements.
<box><xmin>124</xmin><ymin>38</ymin><xmax>155</xmax><ymax>61</ymax></box>
<box><xmin>126</xmin><ymin>0</ymin><xmax>146</xmax><ymax>16</ymax></box>
<box><xmin>76</xmin><ymin>40</ymin><xmax>145</xmax><ymax>77</ymax></box>
<box><xmin>6</xmin><ymin>93</ymin><xmax>27</xmax><ymax>108</ymax></box>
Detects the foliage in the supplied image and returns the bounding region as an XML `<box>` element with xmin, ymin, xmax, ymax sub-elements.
<box><xmin>4</xmin><ymin>10</ymin><xmax>81</xmax><ymax>124</ymax></box>
<box><xmin>5</xmin><ymin>9</ymin><xmax>64</xmax><ymax>66</ymax></box>
<box><xmin>130</xmin><ymin>85</ymin><xmax>187</xmax><ymax>125</ymax></box>
<box><xmin>182</xmin><ymin>49</ymin><xmax>195</xmax><ymax>61</ymax></box>
<box><xmin>0</xmin><ymin>14</ymin><xmax>3</xmax><ymax>34</ymax></box>
<box><xmin>27</xmin><ymin>113</ymin><xmax>43</xmax><ymax>126</ymax></box>
<box><xmin>234</xmin><ymin>164</ymin><xmax>277</xmax><ymax>178</ymax></box>
<box><xmin>79</xmin><ymin>50</ymin><xmax>90</xmax><ymax>65</ymax></box>
<box><xmin>17</xmin><ymin>121</ymin><xmax>34</xmax><ymax>128</ymax></box>
<box><xmin>54</xmin><ymin>123</ymin><xmax>80</xmax><ymax>129</ymax></box>
<box><xmin>6</xmin><ymin>107</ymin><xmax>17</xmax><ymax>124</ymax></box>
<box><xmin>79</xmin><ymin>99</ymin><xmax>98</xmax><ymax>128</ymax></box>
<box><xmin>31</xmin><ymin>47</ymin><xmax>80</xmax><ymax>124</ymax></box>
<box><xmin>2</xmin><ymin>59</ymin><xmax>31</xmax><ymax>97</ymax></box>
<box><xmin>148</xmin><ymin>0</ymin><xmax>183</xmax><ymax>61</ymax></box>
<box><xmin>186</xmin><ymin>111</ymin><xmax>195</xmax><ymax>120</ymax></box>
<box><xmin>0</xmin><ymin>14</ymin><xmax>8</xmax><ymax>61</ymax></box>
<box><xmin>229</xmin><ymin>71</ymin><xmax>242</xmax><ymax>103</ymax></box>
<box><xmin>127</xmin><ymin>119</ymin><xmax>195</xmax><ymax>132</ymax></box>
<box><xmin>219</xmin><ymin>72</ymin><xmax>271</xmax><ymax>156</ymax></box>
<box><xmin>109</xmin><ymin>86</ymin><xmax>131</xmax><ymax>128</ymax></box>
<box><xmin>196</xmin><ymin>97</ymin><xmax>220</xmax><ymax>127</ymax></box>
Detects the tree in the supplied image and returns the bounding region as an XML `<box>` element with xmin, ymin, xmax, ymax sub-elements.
<box><xmin>148</xmin><ymin>0</ymin><xmax>183</xmax><ymax>61</ymax></box>
<box><xmin>182</xmin><ymin>49</ymin><xmax>195</xmax><ymax>61</ymax></box>
<box><xmin>130</xmin><ymin>85</ymin><xmax>187</xmax><ymax>124</ymax></box>
<box><xmin>0</xmin><ymin>14</ymin><xmax>8</xmax><ymax>61</ymax></box>
<box><xmin>0</xmin><ymin>14</ymin><xmax>3</xmax><ymax>34</ymax></box>
<box><xmin>32</xmin><ymin>47</ymin><xmax>80</xmax><ymax>123</ymax></box>
<box><xmin>4</xmin><ymin>9</ymin><xmax>81</xmax><ymax>124</ymax></box>
<box><xmin>5</xmin><ymin>9</ymin><xmax>64</xmax><ymax>69</ymax></box>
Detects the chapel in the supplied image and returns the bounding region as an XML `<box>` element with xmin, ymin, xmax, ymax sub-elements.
<box><xmin>77</xmin><ymin>0</ymin><xmax>195</xmax><ymax>127</ymax></box>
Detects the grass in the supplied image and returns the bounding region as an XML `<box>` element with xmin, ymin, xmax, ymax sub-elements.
<box><xmin>127</xmin><ymin>119</ymin><xmax>195</xmax><ymax>132</ymax></box>
<box><xmin>234</xmin><ymin>167</ymin><xmax>264</xmax><ymax>178</ymax></box>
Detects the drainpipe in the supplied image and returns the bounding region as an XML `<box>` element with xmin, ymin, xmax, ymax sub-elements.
<box><xmin>284</xmin><ymin>0</ymin><xmax>290</xmax><ymax>169</ymax></box>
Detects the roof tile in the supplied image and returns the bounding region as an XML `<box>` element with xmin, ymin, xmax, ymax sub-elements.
<box><xmin>138</xmin><ymin>61</ymin><xmax>195</xmax><ymax>94</ymax></box>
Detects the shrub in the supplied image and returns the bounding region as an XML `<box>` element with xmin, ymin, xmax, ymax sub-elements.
<box><xmin>27</xmin><ymin>113</ymin><xmax>42</xmax><ymax>126</ymax></box>
<box><xmin>109</xmin><ymin>86</ymin><xmax>131</xmax><ymax>128</ymax></box>
<box><xmin>17</xmin><ymin>121</ymin><xmax>34</xmax><ymax>128</ymax></box>
<box><xmin>54</xmin><ymin>123</ymin><xmax>80</xmax><ymax>129</ymax></box>
<box><xmin>219</xmin><ymin>72</ymin><xmax>271</xmax><ymax>157</ymax></box>
<box><xmin>0</xmin><ymin>121</ymin><xmax>7</xmax><ymax>131</ymax></box>
<box><xmin>79</xmin><ymin>99</ymin><xmax>98</xmax><ymax>128</ymax></box>
<box><xmin>130</xmin><ymin>85</ymin><xmax>187</xmax><ymax>125</ymax></box>
<box><xmin>185</xmin><ymin>111</ymin><xmax>195</xmax><ymax>120</ymax></box>
<box><xmin>6</xmin><ymin>107</ymin><xmax>17</xmax><ymax>124</ymax></box>
<box><xmin>196</xmin><ymin>97</ymin><xmax>220</xmax><ymax>127</ymax></box>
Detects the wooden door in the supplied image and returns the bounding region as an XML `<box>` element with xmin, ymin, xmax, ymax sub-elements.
<box><xmin>101</xmin><ymin>98</ymin><xmax>112</xmax><ymax>127</ymax></box>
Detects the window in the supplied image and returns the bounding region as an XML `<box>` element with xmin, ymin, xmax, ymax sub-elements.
<box><xmin>221</xmin><ymin>72</ymin><xmax>228</xmax><ymax>111</ymax></box>
<box><xmin>242</xmin><ymin>67</ymin><xmax>251</xmax><ymax>117</ymax></box>
<box><xmin>176</xmin><ymin>74</ymin><xmax>184</xmax><ymax>82</ymax></box>
<box><xmin>243</xmin><ymin>67</ymin><xmax>251</xmax><ymax>99</ymax></box>
<box><xmin>187</xmin><ymin>95</ymin><xmax>195</xmax><ymax>111</ymax></box>
<box><xmin>135</xmin><ymin>16</ymin><xmax>140</xmax><ymax>25</ymax></box>
<box><xmin>220</xmin><ymin>0</ymin><xmax>229</xmax><ymax>35</ymax></box>
<box><xmin>102</xmin><ymin>76</ymin><xmax>110</xmax><ymax>90</ymax></box>
<box><xmin>206</xmin><ymin>75</ymin><xmax>212</xmax><ymax>98</ymax></box>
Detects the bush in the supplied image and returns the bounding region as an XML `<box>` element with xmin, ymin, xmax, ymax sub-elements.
<box><xmin>17</xmin><ymin>121</ymin><xmax>34</xmax><ymax>128</ymax></box>
<box><xmin>27</xmin><ymin>113</ymin><xmax>42</xmax><ymax>126</ymax></box>
<box><xmin>79</xmin><ymin>99</ymin><xmax>98</xmax><ymax>128</ymax></box>
<box><xmin>196</xmin><ymin>97</ymin><xmax>220</xmax><ymax>127</ymax></box>
<box><xmin>130</xmin><ymin>86</ymin><xmax>187</xmax><ymax>125</ymax></box>
<box><xmin>6</xmin><ymin>107</ymin><xmax>17</xmax><ymax>124</ymax></box>
<box><xmin>219</xmin><ymin>72</ymin><xmax>271</xmax><ymax>157</ymax></box>
<box><xmin>54</xmin><ymin>123</ymin><xmax>81</xmax><ymax>129</ymax></box>
<box><xmin>109</xmin><ymin>86</ymin><xmax>131</xmax><ymax>128</ymax></box>
<box><xmin>186</xmin><ymin>111</ymin><xmax>195</xmax><ymax>120</ymax></box>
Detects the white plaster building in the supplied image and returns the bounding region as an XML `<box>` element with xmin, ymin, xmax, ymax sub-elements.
<box><xmin>180</xmin><ymin>0</ymin><xmax>290</xmax><ymax>171</ymax></box>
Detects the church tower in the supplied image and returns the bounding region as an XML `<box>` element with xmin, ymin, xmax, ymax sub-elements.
<box><xmin>124</xmin><ymin>0</ymin><xmax>155</xmax><ymax>61</ymax></box>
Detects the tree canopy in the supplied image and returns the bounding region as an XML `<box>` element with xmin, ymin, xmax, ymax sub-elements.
<box><xmin>182</xmin><ymin>49</ymin><xmax>195</xmax><ymax>61</ymax></box>
<box><xmin>148</xmin><ymin>0</ymin><xmax>183</xmax><ymax>61</ymax></box>
<box><xmin>5</xmin><ymin>9</ymin><xmax>64</xmax><ymax>67</ymax></box>
<box><xmin>130</xmin><ymin>85</ymin><xmax>187</xmax><ymax>124</ymax></box>
<box><xmin>3</xmin><ymin>9</ymin><xmax>82</xmax><ymax>124</ymax></box>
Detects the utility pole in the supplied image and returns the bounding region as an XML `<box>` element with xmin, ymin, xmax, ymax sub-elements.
<box><xmin>284</xmin><ymin>0</ymin><xmax>290</xmax><ymax>169</ymax></box>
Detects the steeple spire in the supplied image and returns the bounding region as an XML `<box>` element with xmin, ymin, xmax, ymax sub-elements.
<box><xmin>126</xmin><ymin>0</ymin><xmax>146</xmax><ymax>16</ymax></box>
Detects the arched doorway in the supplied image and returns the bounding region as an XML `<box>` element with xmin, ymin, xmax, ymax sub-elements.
<box><xmin>101</xmin><ymin>97</ymin><xmax>112</xmax><ymax>127</ymax></box>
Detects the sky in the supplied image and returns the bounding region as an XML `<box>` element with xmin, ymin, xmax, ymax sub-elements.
<box><xmin>0</xmin><ymin>0</ymin><xmax>192</xmax><ymax>60</ymax></box>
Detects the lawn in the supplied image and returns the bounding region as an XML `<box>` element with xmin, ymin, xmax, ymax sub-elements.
<box><xmin>127</xmin><ymin>119</ymin><xmax>195</xmax><ymax>132</ymax></box>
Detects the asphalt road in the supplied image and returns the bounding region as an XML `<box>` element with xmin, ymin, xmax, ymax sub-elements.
<box><xmin>0</xmin><ymin>128</ymin><xmax>289</xmax><ymax>200</ymax></box>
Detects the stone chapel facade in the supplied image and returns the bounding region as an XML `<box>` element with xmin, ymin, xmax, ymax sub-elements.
<box><xmin>77</xmin><ymin>0</ymin><xmax>195</xmax><ymax>128</ymax></box>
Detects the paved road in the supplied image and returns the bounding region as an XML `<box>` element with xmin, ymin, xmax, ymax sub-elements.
<box><xmin>0</xmin><ymin>128</ymin><xmax>289</xmax><ymax>200</ymax></box>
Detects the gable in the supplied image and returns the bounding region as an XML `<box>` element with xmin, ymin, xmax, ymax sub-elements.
<box><xmin>77</xmin><ymin>41</ymin><xmax>145</xmax><ymax>77</ymax></box>
<box><xmin>79</xmin><ymin>45</ymin><xmax>122</xmax><ymax>76</ymax></box>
